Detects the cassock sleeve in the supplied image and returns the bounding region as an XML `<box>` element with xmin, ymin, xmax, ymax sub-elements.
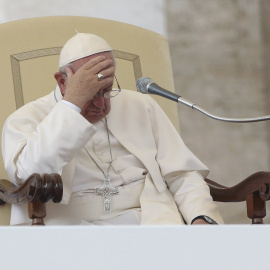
<box><xmin>2</xmin><ymin>100</ymin><xmax>96</xmax><ymax>203</ymax></box>
<box><xmin>145</xmin><ymin>95</ymin><xmax>224</xmax><ymax>224</ymax></box>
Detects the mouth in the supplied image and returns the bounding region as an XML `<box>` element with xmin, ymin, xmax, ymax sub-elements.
<box><xmin>86</xmin><ymin>110</ymin><xmax>104</xmax><ymax>116</ymax></box>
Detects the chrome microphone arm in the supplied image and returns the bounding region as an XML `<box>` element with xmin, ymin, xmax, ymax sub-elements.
<box><xmin>136</xmin><ymin>77</ymin><xmax>270</xmax><ymax>123</ymax></box>
<box><xmin>178</xmin><ymin>97</ymin><xmax>270</xmax><ymax>123</ymax></box>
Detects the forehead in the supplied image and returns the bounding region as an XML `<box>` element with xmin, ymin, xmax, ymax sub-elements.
<box><xmin>71</xmin><ymin>51</ymin><xmax>114</xmax><ymax>71</ymax></box>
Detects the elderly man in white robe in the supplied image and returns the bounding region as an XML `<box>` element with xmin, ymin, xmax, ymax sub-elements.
<box><xmin>2</xmin><ymin>33</ymin><xmax>223</xmax><ymax>225</ymax></box>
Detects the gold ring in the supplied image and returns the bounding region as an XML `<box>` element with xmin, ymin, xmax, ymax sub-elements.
<box><xmin>97</xmin><ymin>73</ymin><xmax>104</xmax><ymax>81</ymax></box>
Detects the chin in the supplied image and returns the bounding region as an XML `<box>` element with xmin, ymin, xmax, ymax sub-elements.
<box><xmin>85</xmin><ymin>114</ymin><xmax>106</xmax><ymax>123</ymax></box>
<box><xmin>82</xmin><ymin>107</ymin><xmax>111</xmax><ymax>123</ymax></box>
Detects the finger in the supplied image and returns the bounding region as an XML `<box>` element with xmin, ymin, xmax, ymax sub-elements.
<box><xmin>81</xmin><ymin>55</ymin><xmax>107</xmax><ymax>70</ymax></box>
<box><xmin>92</xmin><ymin>59</ymin><xmax>114</xmax><ymax>75</ymax></box>
<box><xmin>96</xmin><ymin>76</ymin><xmax>114</xmax><ymax>90</ymax></box>
<box><xmin>81</xmin><ymin>58</ymin><xmax>114</xmax><ymax>77</ymax></box>
<box><xmin>96</xmin><ymin>66</ymin><xmax>115</xmax><ymax>80</ymax></box>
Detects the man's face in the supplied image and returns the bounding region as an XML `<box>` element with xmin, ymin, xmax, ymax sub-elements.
<box><xmin>80</xmin><ymin>85</ymin><xmax>112</xmax><ymax>123</ymax></box>
<box><xmin>61</xmin><ymin>51</ymin><xmax>115</xmax><ymax>123</ymax></box>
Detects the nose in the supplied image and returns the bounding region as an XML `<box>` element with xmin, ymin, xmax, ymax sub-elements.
<box><xmin>93</xmin><ymin>95</ymin><xmax>105</xmax><ymax>108</ymax></box>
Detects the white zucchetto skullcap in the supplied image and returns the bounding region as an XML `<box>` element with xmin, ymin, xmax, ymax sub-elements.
<box><xmin>59</xmin><ymin>33</ymin><xmax>113</xmax><ymax>68</ymax></box>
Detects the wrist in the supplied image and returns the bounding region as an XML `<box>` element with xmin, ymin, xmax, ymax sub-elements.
<box><xmin>60</xmin><ymin>100</ymin><xmax>81</xmax><ymax>113</ymax></box>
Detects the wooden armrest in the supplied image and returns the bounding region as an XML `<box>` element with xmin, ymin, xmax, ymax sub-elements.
<box><xmin>205</xmin><ymin>171</ymin><xmax>270</xmax><ymax>224</ymax></box>
<box><xmin>0</xmin><ymin>173</ymin><xmax>63</xmax><ymax>225</ymax></box>
<box><xmin>205</xmin><ymin>171</ymin><xmax>270</xmax><ymax>202</ymax></box>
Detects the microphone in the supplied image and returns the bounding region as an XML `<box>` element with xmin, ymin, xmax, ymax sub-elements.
<box><xmin>136</xmin><ymin>77</ymin><xmax>180</xmax><ymax>102</ymax></box>
<box><xmin>136</xmin><ymin>77</ymin><xmax>270</xmax><ymax>123</ymax></box>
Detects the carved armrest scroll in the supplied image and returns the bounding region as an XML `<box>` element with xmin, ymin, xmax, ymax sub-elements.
<box><xmin>0</xmin><ymin>173</ymin><xmax>63</xmax><ymax>225</ymax></box>
<box><xmin>205</xmin><ymin>171</ymin><xmax>270</xmax><ymax>224</ymax></box>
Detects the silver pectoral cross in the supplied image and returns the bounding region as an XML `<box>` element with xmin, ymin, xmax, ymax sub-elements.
<box><xmin>95</xmin><ymin>173</ymin><xmax>119</xmax><ymax>212</ymax></box>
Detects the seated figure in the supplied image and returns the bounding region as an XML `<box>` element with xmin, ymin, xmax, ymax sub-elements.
<box><xmin>1</xmin><ymin>33</ymin><xmax>224</xmax><ymax>225</ymax></box>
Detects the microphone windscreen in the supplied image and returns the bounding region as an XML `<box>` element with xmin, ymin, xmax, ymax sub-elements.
<box><xmin>136</xmin><ymin>77</ymin><xmax>153</xmax><ymax>94</ymax></box>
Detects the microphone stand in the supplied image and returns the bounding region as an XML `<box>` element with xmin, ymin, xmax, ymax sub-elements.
<box><xmin>136</xmin><ymin>78</ymin><xmax>270</xmax><ymax>123</ymax></box>
<box><xmin>177</xmin><ymin>97</ymin><xmax>270</xmax><ymax>123</ymax></box>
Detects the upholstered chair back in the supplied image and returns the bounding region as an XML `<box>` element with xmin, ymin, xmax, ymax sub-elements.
<box><xmin>0</xmin><ymin>16</ymin><xmax>179</xmax><ymax>225</ymax></box>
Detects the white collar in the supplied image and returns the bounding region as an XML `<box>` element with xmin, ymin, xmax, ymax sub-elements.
<box><xmin>53</xmin><ymin>85</ymin><xmax>63</xmax><ymax>103</ymax></box>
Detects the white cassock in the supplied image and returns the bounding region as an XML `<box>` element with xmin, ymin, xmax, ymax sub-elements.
<box><xmin>2</xmin><ymin>87</ymin><xmax>224</xmax><ymax>225</ymax></box>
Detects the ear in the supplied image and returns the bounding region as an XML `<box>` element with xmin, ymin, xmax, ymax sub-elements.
<box><xmin>54</xmin><ymin>72</ymin><xmax>66</xmax><ymax>96</ymax></box>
